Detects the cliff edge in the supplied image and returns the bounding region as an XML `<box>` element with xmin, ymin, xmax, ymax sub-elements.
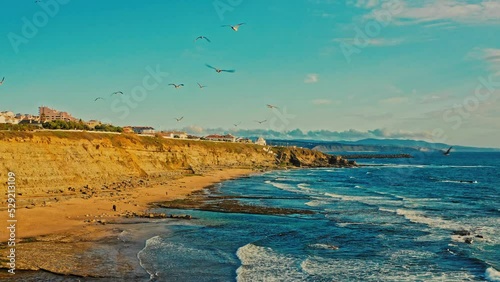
<box><xmin>0</xmin><ymin>131</ymin><xmax>356</xmax><ymax>196</ymax></box>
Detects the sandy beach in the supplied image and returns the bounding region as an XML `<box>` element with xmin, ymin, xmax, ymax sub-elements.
<box><xmin>0</xmin><ymin>168</ymin><xmax>254</xmax><ymax>279</ymax></box>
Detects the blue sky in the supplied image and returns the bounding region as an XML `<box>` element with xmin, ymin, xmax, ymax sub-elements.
<box><xmin>1</xmin><ymin>0</ymin><xmax>499</xmax><ymax>147</ymax></box>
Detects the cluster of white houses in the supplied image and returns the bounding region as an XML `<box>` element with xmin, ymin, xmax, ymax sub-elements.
<box><xmin>126</xmin><ymin>126</ymin><xmax>267</xmax><ymax>145</ymax></box>
<box><xmin>1</xmin><ymin>106</ymin><xmax>267</xmax><ymax>146</ymax></box>
<box><xmin>0</xmin><ymin>107</ymin><xmax>101</xmax><ymax>129</ymax></box>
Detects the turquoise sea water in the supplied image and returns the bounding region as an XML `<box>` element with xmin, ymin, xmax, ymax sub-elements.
<box><xmin>13</xmin><ymin>152</ymin><xmax>499</xmax><ymax>281</ymax></box>
<box><xmin>137</xmin><ymin>152</ymin><xmax>500</xmax><ymax>281</ymax></box>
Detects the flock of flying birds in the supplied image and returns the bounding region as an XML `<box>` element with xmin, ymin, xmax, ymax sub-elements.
<box><xmin>0</xmin><ymin>21</ymin><xmax>277</xmax><ymax>128</ymax></box>
<box><xmin>0</xmin><ymin>9</ymin><xmax>463</xmax><ymax>153</ymax></box>
<box><xmin>88</xmin><ymin>22</ymin><xmax>279</xmax><ymax>127</ymax></box>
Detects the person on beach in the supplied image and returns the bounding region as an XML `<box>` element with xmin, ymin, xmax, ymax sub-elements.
<box><xmin>112</xmin><ymin>204</ymin><xmax>117</xmax><ymax>212</ymax></box>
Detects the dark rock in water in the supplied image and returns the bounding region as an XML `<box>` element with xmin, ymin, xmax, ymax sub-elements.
<box><xmin>453</xmin><ymin>230</ymin><xmax>471</xmax><ymax>236</ymax></box>
<box><xmin>169</xmin><ymin>214</ymin><xmax>192</xmax><ymax>219</ymax></box>
<box><xmin>464</xmin><ymin>237</ymin><xmax>473</xmax><ymax>244</ymax></box>
<box><xmin>475</xmin><ymin>235</ymin><xmax>484</xmax><ymax>239</ymax></box>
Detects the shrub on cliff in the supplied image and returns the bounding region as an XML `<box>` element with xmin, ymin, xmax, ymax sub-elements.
<box><xmin>43</xmin><ymin>120</ymin><xmax>90</xmax><ymax>130</ymax></box>
<box><xmin>0</xmin><ymin>123</ymin><xmax>39</xmax><ymax>131</ymax></box>
<box><xmin>94</xmin><ymin>124</ymin><xmax>123</xmax><ymax>133</ymax></box>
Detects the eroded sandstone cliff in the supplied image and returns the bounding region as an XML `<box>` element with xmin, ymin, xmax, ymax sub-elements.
<box><xmin>0</xmin><ymin>131</ymin><xmax>356</xmax><ymax>196</ymax></box>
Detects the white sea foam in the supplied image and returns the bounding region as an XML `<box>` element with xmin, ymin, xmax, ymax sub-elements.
<box><xmin>296</xmin><ymin>183</ymin><xmax>317</xmax><ymax>195</ymax></box>
<box><xmin>236</xmin><ymin>244</ymin><xmax>307</xmax><ymax>282</ymax></box>
<box><xmin>396</xmin><ymin>209</ymin><xmax>466</xmax><ymax>231</ymax></box>
<box><xmin>374</xmin><ymin>164</ymin><xmax>427</xmax><ymax>168</ymax></box>
<box><xmin>439</xmin><ymin>180</ymin><xmax>478</xmax><ymax>184</ymax></box>
<box><xmin>308</xmin><ymin>243</ymin><xmax>339</xmax><ymax>250</ymax></box>
<box><xmin>445</xmin><ymin>165</ymin><xmax>494</xmax><ymax>168</ymax></box>
<box><xmin>137</xmin><ymin>235</ymin><xmax>163</xmax><ymax>280</ymax></box>
<box><xmin>374</xmin><ymin>164</ymin><xmax>493</xmax><ymax>169</ymax></box>
<box><xmin>305</xmin><ymin>200</ymin><xmax>327</xmax><ymax>207</ymax></box>
<box><xmin>138</xmin><ymin>236</ymin><xmax>237</xmax><ymax>280</ymax></box>
<box><xmin>486</xmin><ymin>267</ymin><xmax>500</xmax><ymax>282</ymax></box>
<box><xmin>275</xmin><ymin>177</ymin><xmax>290</xmax><ymax>181</ymax></box>
<box><xmin>385</xmin><ymin>249</ymin><xmax>437</xmax><ymax>260</ymax></box>
<box><xmin>379</xmin><ymin>207</ymin><xmax>396</xmax><ymax>213</ymax></box>
<box><xmin>324</xmin><ymin>192</ymin><xmax>401</xmax><ymax>207</ymax></box>
<box><xmin>265</xmin><ymin>180</ymin><xmax>297</xmax><ymax>193</ymax></box>
<box><xmin>394</xmin><ymin>209</ymin><xmax>496</xmax><ymax>244</ymax></box>
<box><xmin>300</xmin><ymin>256</ymin><xmax>477</xmax><ymax>281</ymax></box>
<box><xmin>396</xmin><ymin>209</ymin><xmax>499</xmax><ymax>245</ymax></box>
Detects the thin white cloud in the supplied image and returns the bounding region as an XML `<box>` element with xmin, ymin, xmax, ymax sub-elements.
<box><xmin>386</xmin><ymin>84</ymin><xmax>404</xmax><ymax>94</ymax></box>
<box><xmin>369</xmin><ymin>38</ymin><xmax>406</xmax><ymax>46</ymax></box>
<box><xmin>311</xmin><ymin>10</ymin><xmax>337</xmax><ymax>18</ymax></box>
<box><xmin>349</xmin><ymin>112</ymin><xmax>394</xmax><ymax>120</ymax></box>
<box><xmin>305</xmin><ymin>73</ymin><xmax>320</xmax><ymax>83</ymax></box>
<box><xmin>350</xmin><ymin>0</ymin><xmax>380</xmax><ymax>9</ymax></box>
<box><xmin>332</xmin><ymin>37</ymin><xmax>406</xmax><ymax>47</ymax></box>
<box><xmin>312</xmin><ymin>99</ymin><xmax>336</xmax><ymax>105</ymax></box>
<box><xmin>423</xmin><ymin>21</ymin><xmax>456</xmax><ymax>28</ymax></box>
<box><xmin>379</xmin><ymin>96</ymin><xmax>409</xmax><ymax>105</ymax></box>
<box><xmin>468</xmin><ymin>47</ymin><xmax>500</xmax><ymax>72</ymax></box>
<box><xmin>353</xmin><ymin>0</ymin><xmax>500</xmax><ymax>25</ymax></box>
<box><xmin>419</xmin><ymin>93</ymin><xmax>453</xmax><ymax>104</ymax></box>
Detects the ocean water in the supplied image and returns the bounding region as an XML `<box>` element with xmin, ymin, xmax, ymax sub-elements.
<box><xmin>137</xmin><ymin>152</ymin><xmax>500</xmax><ymax>281</ymax></box>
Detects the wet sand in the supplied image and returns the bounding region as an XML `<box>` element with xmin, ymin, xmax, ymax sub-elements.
<box><xmin>0</xmin><ymin>168</ymin><xmax>254</xmax><ymax>280</ymax></box>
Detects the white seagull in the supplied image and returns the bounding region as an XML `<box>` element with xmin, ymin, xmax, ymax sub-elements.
<box><xmin>94</xmin><ymin>97</ymin><xmax>104</xmax><ymax>102</ymax></box>
<box><xmin>255</xmin><ymin>120</ymin><xmax>267</xmax><ymax>124</ymax></box>
<box><xmin>195</xmin><ymin>36</ymin><xmax>211</xmax><ymax>43</ymax></box>
<box><xmin>197</xmin><ymin>82</ymin><xmax>207</xmax><ymax>89</ymax></box>
<box><xmin>169</xmin><ymin>83</ymin><xmax>185</xmax><ymax>89</ymax></box>
<box><xmin>111</xmin><ymin>91</ymin><xmax>123</xmax><ymax>96</ymax></box>
<box><xmin>234</xmin><ymin>122</ymin><xmax>242</xmax><ymax>127</ymax></box>
<box><xmin>221</xmin><ymin>23</ymin><xmax>246</xmax><ymax>32</ymax></box>
<box><xmin>175</xmin><ymin>117</ymin><xmax>184</xmax><ymax>122</ymax></box>
<box><xmin>0</xmin><ymin>77</ymin><xmax>4</xmax><ymax>86</ymax></box>
<box><xmin>267</xmin><ymin>104</ymin><xmax>278</xmax><ymax>109</ymax></box>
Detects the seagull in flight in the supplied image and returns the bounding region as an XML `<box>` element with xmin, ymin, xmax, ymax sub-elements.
<box><xmin>255</xmin><ymin>120</ymin><xmax>267</xmax><ymax>124</ymax></box>
<box><xmin>111</xmin><ymin>91</ymin><xmax>123</xmax><ymax>96</ymax></box>
<box><xmin>205</xmin><ymin>64</ymin><xmax>235</xmax><ymax>73</ymax></box>
<box><xmin>0</xmin><ymin>77</ymin><xmax>4</xmax><ymax>86</ymax></box>
<box><xmin>94</xmin><ymin>97</ymin><xmax>104</xmax><ymax>101</ymax></box>
<box><xmin>175</xmin><ymin>117</ymin><xmax>184</xmax><ymax>122</ymax></box>
<box><xmin>197</xmin><ymin>82</ymin><xmax>207</xmax><ymax>89</ymax></box>
<box><xmin>233</xmin><ymin>122</ymin><xmax>242</xmax><ymax>127</ymax></box>
<box><xmin>169</xmin><ymin>83</ymin><xmax>184</xmax><ymax>89</ymax></box>
<box><xmin>194</xmin><ymin>36</ymin><xmax>211</xmax><ymax>43</ymax></box>
<box><xmin>221</xmin><ymin>23</ymin><xmax>245</xmax><ymax>32</ymax></box>
<box><xmin>267</xmin><ymin>104</ymin><xmax>278</xmax><ymax>109</ymax></box>
<box><xmin>443</xmin><ymin>146</ymin><xmax>452</xmax><ymax>156</ymax></box>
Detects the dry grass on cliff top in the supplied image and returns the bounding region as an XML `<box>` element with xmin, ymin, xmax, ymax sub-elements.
<box><xmin>0</xmin><ymin>130</ymin><xmax>266</xmax><ymax>152</ymax></box>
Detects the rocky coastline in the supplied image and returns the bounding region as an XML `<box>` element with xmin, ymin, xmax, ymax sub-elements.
<box><xmin>0</xmin><ymin>131</ymin><xmax>357</xmax><ymax>279</ymax></box>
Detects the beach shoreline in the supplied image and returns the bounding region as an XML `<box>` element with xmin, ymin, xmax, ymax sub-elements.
<box><xmin>0</xmin><ymin>168</ymin><xmax>256</xmax><ymax>279</ymax></box>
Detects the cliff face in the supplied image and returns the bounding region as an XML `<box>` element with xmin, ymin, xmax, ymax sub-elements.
<box><xmin>0</xmin><ymin>132</ymin><xmax>355</xmax><ymax>195</ymax></box>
